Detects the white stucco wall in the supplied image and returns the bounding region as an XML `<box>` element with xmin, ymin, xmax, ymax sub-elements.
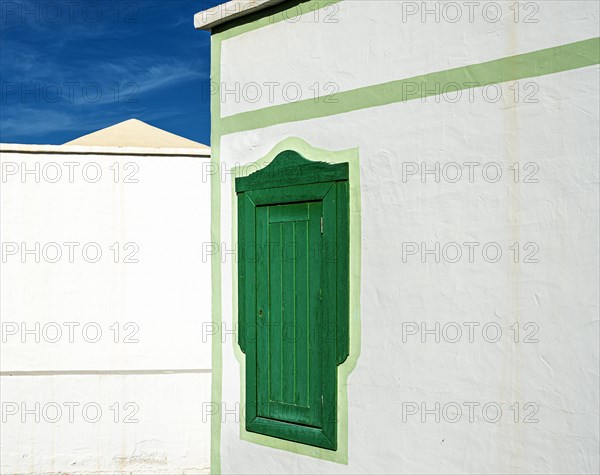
<box><xmin>0</xmin><ymin>146</ymin><xmax>213</xmax><ymax>474</ymax></box>
<box><xmin>218</xmin><ymin>0</ymin><xmax>599</xmax><ymax>117</ymax></box>
<box><xmin>213</xmin><ymin>1</ymin><xmax>600</xmax><ymax>474</ymax></box>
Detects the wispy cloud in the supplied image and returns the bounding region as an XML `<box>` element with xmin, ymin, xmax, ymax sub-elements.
<box><xmin>0</xmin><ymin>0</ymin><xmax>213</xmax><ymax>144</ymax></box>
<box><xmin>73</xmin><ymin>57</ymin><xmax>207</xmax><ymax>103</ymax></box>
<box><xmin>0</xmin><ymin>107</ymin><xmax>82</xmax><ymax>138</ymax></box>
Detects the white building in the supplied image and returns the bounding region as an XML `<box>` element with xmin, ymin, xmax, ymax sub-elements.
<box><xmin>195</xmin><ymin>1</ymin><xmax>599</xmax><ymax>474</ymax></box>
<box><xmin>1</xmin><ymin>119</ymin><xmax>213</xmax><ymax>474</ymax></box>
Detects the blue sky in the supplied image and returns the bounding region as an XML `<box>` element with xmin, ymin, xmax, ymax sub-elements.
<box><xmin>0</xmin><ymin>0</ymin><xmax>225</xmax><ymax>145</ymax></box>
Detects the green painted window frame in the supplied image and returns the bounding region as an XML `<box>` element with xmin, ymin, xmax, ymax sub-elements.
<box><xmin>236</xmin><ymin>150</ymin><xmax>349</xmax><ymax>450</ymax></box>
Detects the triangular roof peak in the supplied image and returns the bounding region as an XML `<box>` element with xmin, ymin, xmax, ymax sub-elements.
<box><xmin>65</xmin><ymin>119</ymin><xmax>210</xmax><ymax>151</ymax></box>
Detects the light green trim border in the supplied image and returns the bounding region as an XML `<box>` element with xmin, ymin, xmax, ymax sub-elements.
<box><xmin>221</xmin><ymin>37</ymin><xmax>600</xmax><ymax>136</ymax></box>
<box><xmin>231</xmin><ymin>137</ymin><xmax>361</xmax><ymax>464</ymax></box>
<box><xmin>209</xmin><ymin>32</ymin><xmax>224</xmax><ymax>475</ymax></box>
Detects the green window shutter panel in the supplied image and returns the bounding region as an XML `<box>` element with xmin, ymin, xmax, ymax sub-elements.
<box><xmin>236</xmin><ymin>150</ymin><xmax>349</xmax><ymax>450</ymax></box>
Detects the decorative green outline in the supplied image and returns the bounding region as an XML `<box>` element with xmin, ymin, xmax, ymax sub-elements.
<box><xmin>231</xmin><ymin>137</ymin><xmax>361</xmax><ymax>464</ymax></box>
<box><xmin>220</xmin><ymin>37</ymin><xmax>600</xmax><ymax>136</ymax></box>
<box><xmin>209</xmin><ymin>32</ymin><xmax>223</xmax><ymax>475</ymax></box>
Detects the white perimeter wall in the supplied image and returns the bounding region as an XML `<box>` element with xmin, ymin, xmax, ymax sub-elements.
<box><xmin>0</xmin><ymin>148</ymin><xmax>212</xmax><ymax>474</ymax></box>
<box><xmin>216</xmin><ymin>1</ymin><xmax>600</xmax><ymax>473</ymax></box>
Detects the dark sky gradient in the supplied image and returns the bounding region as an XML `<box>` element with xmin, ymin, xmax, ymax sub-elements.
<box><xmin>0</xmin><ymin>0</ymin><xmax>225</xmax><ymax>145</ymax></box>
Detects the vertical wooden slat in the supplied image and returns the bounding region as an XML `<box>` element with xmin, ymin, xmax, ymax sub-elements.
<box><xmin>269</xmin><ymin>222</ymin><xmax>283</xmax><ymax>405</ymax></box>
<box><xmin>281</xmin><ymin>221</ymin><xmax>296</xmax><ymax>404</ymax></box>
<box><xmin>322</xmin><ymin>186</ymin><xmax>337</xmax><ymax>445</ymax></box>
<box><xmin>294</xmin><ymin>220</ymin><xmax>309</xmax><ymax>407</ymax></box>
<box><xmin>255</xmin><ymin>205</ymin><xmax>269</xmax><ymax>418</ymax></box>
<box><xmin>308</xmin><ymin>201</ymin><xmax>323</xmax><ymax>426</ymax></box>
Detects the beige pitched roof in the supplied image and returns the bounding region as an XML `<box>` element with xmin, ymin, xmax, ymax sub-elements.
<box><xmin>65</xmin><ymin>119</ymin><xmax>210</xmax><ymax>151</ymax></box>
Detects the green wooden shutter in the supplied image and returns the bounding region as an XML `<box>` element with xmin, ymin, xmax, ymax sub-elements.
<box><xmin>236</xmin><ymin>151</ymin><xmax>349</xmax><ymax>450</ymax></box>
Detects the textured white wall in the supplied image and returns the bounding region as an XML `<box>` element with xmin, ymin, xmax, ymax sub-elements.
<box><xmin>216</xmin><ymin>5</ymin><xmax>600</xmax><ymax>472</ymax></box>
<box><xmin>219</xmin><ymin>0</ymin><xmax>599</xmax><ymax>117</ymax></box>
<box><xmin>0</xmin><ymin>149</ymin><xmax>212</xmax><ymax>474</ymax></box>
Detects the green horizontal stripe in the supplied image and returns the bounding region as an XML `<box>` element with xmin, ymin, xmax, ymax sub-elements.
<box><xmin>221</xmin><ymin>37</ymin><xmax>600</xmax><ymax>136</ymax></box>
